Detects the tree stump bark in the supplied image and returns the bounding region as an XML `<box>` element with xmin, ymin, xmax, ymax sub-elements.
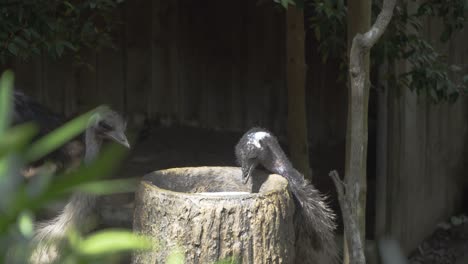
<box><xmin>132</xmin><ymin>166</ymin><xmax>296</xmax><ymax>264</ymax></box>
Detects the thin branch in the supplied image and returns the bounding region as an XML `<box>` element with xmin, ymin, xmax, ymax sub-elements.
<box><xmin>329</xmin><ymin>170</ymin><xmax>345</xmax><ymax>198</ymax></box>
<box><xmin>329</xmin><ymin>170</ymin><xmax>366</xmax><ymax>264</ymax></box>
<box><xmin>350</xmin><ymin>0</ymin><xmax>397</xmax><ymax>77</ymax></box>
<box><xmin>361</xmin><ymin>0</ymin><xmax>397</xmax><ymax>49</ymax></box>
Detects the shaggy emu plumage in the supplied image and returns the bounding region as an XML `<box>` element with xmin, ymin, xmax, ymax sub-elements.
<box><xmin>235</xmin><ymin>127</ymin><xmax>338</xmax><ymax>263</ymax></box>
<box><xmin>13</xmin><ymin>91</ymin><xmax>130</xmax><ymax>263</ymax></box>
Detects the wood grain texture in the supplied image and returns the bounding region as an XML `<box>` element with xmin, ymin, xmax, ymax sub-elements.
<box><xmin>132</xmin><ymin>167</ymin><xmax>296</xmax><ymax>264</ymax></box>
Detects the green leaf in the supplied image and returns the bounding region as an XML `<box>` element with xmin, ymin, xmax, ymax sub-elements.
<box><xmin>216</xmin><ymin>256</ymin><xmax>240</xmax><ymax>264</ymax></box>
<box><xmin>29</xmin><ymin>29</ymin><xmax>41</xmax><ymax>39</ymax></box>
<box><xmin>76</xmin><ymin>229</ymin><xmax>152</xmax><ymax>256</ymax></box>
<box><xmin>280</xmin><ymin>0</ymin><xmax>289</xmax><ymax>9</ymax></box>
<box><xmin>314</xmin><ymin>27</ymin><xmax>321</xmax><ymax>41</ymax></box>
<box><xmin>322</xmin><ymin>51</ymin><xmax>329</xmax><ymax>64</ymax></box>
<box><xmin>75</xmin><ymin>178</ymin><xmax>139</xmax><ymax>195</ymax></box>
<box><xmin>24</xmin><ymin>108</ymin><xmax>96</xmax><ymax>162</ymax></box>
<box><xmin>26</xmin><ymin>143</ymin><xmax>128</xmax><ymax>210</ymax></box>
<box><xmin>429</xmin><ymin>88</ymin><xmax>438</xmax><ymax>101</ymax></box>
<box><xmin>56</xmin><ymin>44</ymin><xmax>64</xmax><ymax>57</ymax></box>
<box><xmin>13</xmin><ymin>37</ymin><xmax>28</xmax><ymax>48</ymax></box>
<box><xmin>167</xmin><ymin>248</ymin><xmax>185</xmax><ymax>264</ymax></box>
<box><xmin>64</xmin><ymin>1</ymin><xmax>75</xmax><ymax>10</ymax></box>
<box><xmin>0</xmin><ymin>124</ymin><xmax>38</xmax><ymax>158</ymax></box>
<box><xmin>61</xmin><ymin>41</ymin><xmax>78</xmax><ymax>51</ymax></box>
<box><xmin>7</xmin><ymin>43</ymin><xmax>19</xmax><ymax>56</ymax></box>
<box><xmin>463</xmin><ymin>75</ymin><xmax>468</xmax><ymax>84</ymax></box>
<box><xmin>292</xmin><ymin>0</ymin><xmax>304</xmax><ymax>9</ymax></box>
<box><xmin>0</xmin><ymin>70</ymin><xmax>14</xmax><ymax>135</ymax></box>
<box><xmin>18</xmin><ymin>210</ymin><xmax>34</xmax><ymax>237</ymax></box>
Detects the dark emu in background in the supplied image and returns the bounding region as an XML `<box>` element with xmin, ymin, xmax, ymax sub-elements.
<box><xmin>13</xmin><ymin>91</ymin><xmax>130</xmax><ymax>264</ymax></box>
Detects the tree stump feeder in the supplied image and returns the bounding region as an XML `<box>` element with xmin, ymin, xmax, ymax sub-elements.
<box><xmin>132</xmin><ymin>166</ymin><xmax>296</xmax><ymax>264</ymax></box>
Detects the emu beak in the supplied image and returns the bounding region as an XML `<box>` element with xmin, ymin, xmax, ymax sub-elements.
<box><xmin>241</xmin><ymin>162</ymin><xmax>256</xmax><ymax>184</ymax></box>
<box><xmin>120</xmin><ymin>137</ymin><xmax>131</xmax><ymax>149</ymax></box>
<box><xmin>109</xmin><ymin>131</ymin><xmax>131</xmax><ymax>149</ymax></box>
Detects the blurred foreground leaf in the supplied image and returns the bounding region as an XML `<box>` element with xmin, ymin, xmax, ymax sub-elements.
<box><xmin>18</xmin><ymin>211</ymin><xmax>34</xmax><ymax>238</ymax></box>
<box><xmin>0</xmin><ymin>124</ymin><xmax>38</xmax><ymax>158</ymax></box>
<box><xmin>76</xmin><ymin>178</ymin><xmax>139</xmax><ymax>195</ymax></box>
<box><xmin>167</xmin><ymin>248</ymin><xmax>185</xmax><ymax>264</ymax></box>
<box><xmin>24</xmin><ymin>109</ymin><xmax>95</xmax><ymax>163</ymax></box>
<box><xmin>216</xmin><ymin>256</ymin><xmax>241</xmax><ymax>264</ymax></box>
<box><xmin>0</xmin><ymin>70</ymin><xmax>139</xmax><ymax>264</ymax></box>
<box><xmin>0</xmin><ymin>70</ymin><xmax>14</xmax><ymax>134</ymax></box>
<box><xmin>76</xmin><ymin>229</ymin><xmax>151</xmax><ymax>256</ymax></box>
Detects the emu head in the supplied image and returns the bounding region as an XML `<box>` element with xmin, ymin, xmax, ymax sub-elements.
<box><xmin>90</xmin><ymin>107</ymin><xmax>130</xmax><ymax>148</ymax></box>
<box><xmin>235</xmin><ymin>128</ymin><xmax>278</xmax><ymax>184</ymax></box>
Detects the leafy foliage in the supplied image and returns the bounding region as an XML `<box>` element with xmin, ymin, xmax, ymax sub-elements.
<box><xmin>376</xmin><ymin>1</ymin><xmax>468</xmax><ymax>102</ymax></box>
<box><xmin>0</xmin><ymin>70</ymin><xmax>150</xmax><ymax>263</ymax></box>
<box><xmin>302</xmin><ymin>0</ymin><xmax>468</xmax><ymax>103</ymax></box>
<box><xmin>307</xmin><ymin>0</ymin><xmax>346</xmax><ymax>63</ymax></box>
<box><xmin>0</xmin><ymin>0</ymin><xmax>123</xmax><ymax>64</ymax></box>
<box><xmin>273</xmin><ymin>0</ymin><xmax>304</xmax><ymax>9</ymax></box>
<box><xmin>416</xmin><ymin>0</ymin><xmax>467</xmax><ymax>43</ymax></box>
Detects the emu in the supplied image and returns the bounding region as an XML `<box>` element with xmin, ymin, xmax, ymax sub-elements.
<box><xmin>13</xmin><ymin>91</ymin><xmax>130</xmax><ymax>263</ymax></box>
<box><xmin>235</xmin><ymin>127</ymin><xmax>338</xmax><ymax>263</ymax></box>
<box><xmin>13</xmin><ymin>91</ymin><xmax>128</xmax><ymax>175</ymax></box>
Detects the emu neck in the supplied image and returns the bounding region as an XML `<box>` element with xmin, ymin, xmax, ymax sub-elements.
<box><xmin>68</xmin><ymin>126</ymin><xmax>102</xmax><ymax>231</ymax></box>
<box><xmin>266</xmin><ymin>143</ymin><xmax>304</xmax><ymax>185</ymax></box>
<box><xmin>60</xmin><ymin>192</ymin><xmax>98</xmax><ymax>233</ymax></box>
<box><xmin>32</xmin><ymin>124</ymin><xmax>105</xmax><ymax>258</ymax></box>
<box><xmin>84</xmin><ymin>127</ymin><xmax>102</xmax><ymax>164</ymax></box>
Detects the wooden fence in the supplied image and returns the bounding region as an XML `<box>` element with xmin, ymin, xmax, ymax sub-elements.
<box><xmin>11</xmin><ymin>0</ymin><xmax>291</xmax><ymax>132</ymax></box>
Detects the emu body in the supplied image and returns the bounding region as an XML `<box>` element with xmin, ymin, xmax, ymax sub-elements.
<box><xmin>13</xmin><ymin>91</ymin><xmax>85</xmax><ymax>174</ymax></box>
<box><xmin>235</xmin><ymin>127</ymin><xmax>338</xmax><ymax>263</ymax></box>
<box><xmin>13</xmin><ymin>91</ymin><xmax>130</xmax><ymax>263</ymax></box>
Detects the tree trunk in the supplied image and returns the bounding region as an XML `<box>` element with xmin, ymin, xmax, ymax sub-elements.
<box><xmin>346</xmin><ymin>2</ymin><xmax>372</xmax><ymax>258</ymax></box>
<box><xmin>286</xmin><ymin>5</ymin><xmax>311</xmax><ymax>180</ymax></box>
<box><xmin>132</xmin><ymin>167</ymin><xmax>296</xmax><ymax>264</ymax></box>
<box><xmin>333</xmin><ymin>0</ymin><xmax>396</xmax><ymax>263</ymax></box>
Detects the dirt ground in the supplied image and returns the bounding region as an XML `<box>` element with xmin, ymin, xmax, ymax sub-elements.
<box><xmin>408</xmin><ymin>215</ymin><xmax>468</xmax><ymax>264</ymax></box>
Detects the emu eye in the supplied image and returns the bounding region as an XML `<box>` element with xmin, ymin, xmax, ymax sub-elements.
<box><xmin>98</xmin><ymin>121</ymin><xmax>113</xmax><ymax>131</ymax></box>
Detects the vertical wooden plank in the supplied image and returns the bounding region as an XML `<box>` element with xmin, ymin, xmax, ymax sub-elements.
<box><xmin>175</xmin><ymin>0</ymin><xmax>189</xmax><ymax>124</ymax></box>
<box><xmin>125</xmin><ymin>0</ymin><xmax>152</xmax><ymax>119</ymax></box>
<box><xmin>195</xmin><ymin>0</ymin><xmax>218</xmax><ymax>128</ymax></box>
<box><xmin>244</xmin><ymin>2</ymin><xmax>265</xmax><ymax>128</ymax></box>
<box><xmin>75</xmin><ymin>51</ymin><xmax>98</xmax><ymax>113</ymax></box>
<box><xmin>178</xmin><ymin>1</ymin><xmax>201</xmax><ymax>125</ymax></box>
<box><xmin>63</xmin><ymin>56</ymin><xmax>78</xmax><ymax>116</ymax></box>
<box><xmin>169</xmin><ymin>0</ymin><xmax>181</xmax><ymax>120</ymax></box>
<box><xmin>208</xmin><ymin>1</ymin><xmax>231</xmax><ymax>129</ymax></box>
<box><xmin>228</xmin><ymin>0</ymin><xmax>246</xmax><ymax>131</ymax></box>
<box><xmin>97</xmin><ymin>9</ymin><xmax>125</xmax><ymax>113</ymax></box>
<box><xmin>42</xmin><ymin>57</ymin><xmax>66</xmax><ymax>113</ymax></box>
<box><xmin>13</xmin><ymin>57</ymin><xmax>43</xmax><ymax>98</ymax></box>
<box><xmin>374</xmin><ymin>62</ymin><xmax>389</xmax><ymax>239</ymax></box>
<box><xmin>149</xmin><ymin>0</ymin><xmax>175</xmax><ymax>119</ymax></box>
<box><xmin>383</xmin><ymin>12</ymin><xmax>468</xmax><ymax>253</ymax></box>
<box><xmin>38</xmin><ymin>55</ymin><xmax>46</xmax><ymax>104</ymax></box>
<box><xmin>264</xmin><ymin>5</ymin><xmax>285</xmax><ymax>132</ymax></box>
